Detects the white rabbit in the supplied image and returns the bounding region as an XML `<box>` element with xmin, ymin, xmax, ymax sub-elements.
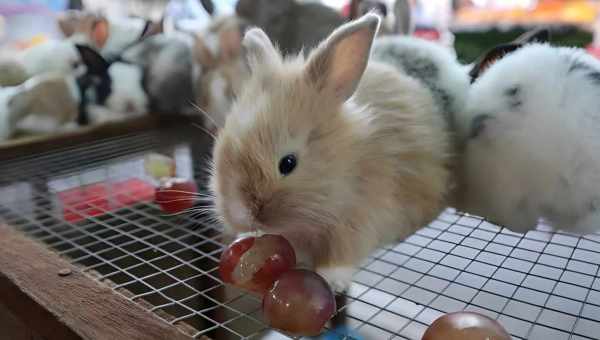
<box><xmin>59</xmin><ymin>11</ymin><xmax>162</xmax><ymax>60</ymax></box>
<box><xmin>209</xmin><ymin>14</ymin><xmax>453</xmax><ymax>291</ymax></box>
<box><xmin>372</xmin><ymin>36</ymin><xmax>470</xmax><ymax>131</ymax></box>
<box><xmin>119</xmin><ymin>32</ymin><xmax>199</xmax><ymax>116</ymax></box>
<box><xmin>0</xmin><ymin>40</ymin><xmax>83</xmax><ymax>87</ymax></box>
<box><xmin>455</xmin><ymin>43</ymin><xmax>600</xmax><ymax>235</ymax></box>
<box><xmin>0</xmin><ymin>73</ymin><xmax>80</xmax><ymax>140</ymax></box>
<box><xmin>75</xmin><ymin>44</ymin><xmax>149</xmax><ymax>124</ymax></box>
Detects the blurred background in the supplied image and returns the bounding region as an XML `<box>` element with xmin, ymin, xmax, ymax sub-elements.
<box><xmin>1</xmin><ymin>0</ymin><xmax>600</xmax><ymax>146</ymax></box>
<box><xmin>2</xmin><ymin>0</ymin><xmax>599</xmax><ymax>62</ymax></box>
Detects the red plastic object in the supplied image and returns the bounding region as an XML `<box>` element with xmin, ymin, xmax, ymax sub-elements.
<box><xmin>57</xmin><ymin>178</ymin><xmax>155</xmax><ymax>223</ymax></box>
<box><xmin>414</xmin><ymin>28</ymin><xmax>441</xmax><ymax>41</ymax></box>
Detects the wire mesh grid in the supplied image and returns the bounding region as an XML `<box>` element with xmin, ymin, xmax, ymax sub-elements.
<box><xmin>0</xmin><ymin>127</ymin><xmax>599</xmax><ymax>340</ymax></box>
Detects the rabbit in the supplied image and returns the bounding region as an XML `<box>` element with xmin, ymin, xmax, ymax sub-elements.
<box><xmin>119</xmin><ymin>32</ymin><xmax>199</xmax><ymax>116</ymax></box>
<box><xmin>454</xmin><ymin>42</ymin><xmax>600</xmax><ymax>235</ymax></box>
<box><xmin>75</xmin><ymin>44</ymin><xmax>148</xmax><ymax>125</ymax></box>
<box><xmin>195</xmin><ymin>15</ymin><xmax>250</xmax><ymax>131</ymax></box>
<box><xmin>235</xmin><ymin>0</ymin><xmax>345</xmax><ymax>56</ymax></box>
<box><xmin>0</xmin><ymin>59</ymin><xmax>28</xmax><ymax>87</ymax></box>
<box><xmin>467</xmin><ymin>27</ymin><xmax>551</xmax><ymax>83</ymax></box>
<box><xmin>392</xmin><ymin>0</ymin><xmax>414</xmax><ymax>36</ymax></box>
<box><xmin>0</xmin><ymin>73</ymin><xmax>79</xmax><ymax>140</ymax></box>
<box><xmin>59</xmin><ymin>10</ymin><xmax>163</xmax><ymax>60</ymax></box>
<box><xmin>0</xmin><ymin>40</ymin><xmax>84</xmax><ymax>87</ymax></box>
<box><xmin>372</xmin><ymin>36</ymin><xmax>470</xmax><ymax>135</ymax></box>
<box><xmin>209</xmin><ymin>13</ymin><xmax>454</xmax><ymax>291</ymax></box>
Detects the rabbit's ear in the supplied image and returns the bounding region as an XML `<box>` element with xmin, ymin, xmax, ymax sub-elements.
<box><xmin>469</xmin><ymin>43</ymin><xmax>521</xmax><ymax>83</ymax></box>
<box><xmin>219</xmin><ymin>20</ymin><xmax>243</xmax><ymax>63</ymax></box>
<box><xmin>242</xmin><ymin>27</ymin><xmax>281</xmax><ymax>73</ymax></box>
<box><xmin>76</xmin><ymin>44</ymin><xmax>110</xmax><ymax>75</ymax></box>
<box><xmin>91</xmin><ymin>17</ymin><xmax>109</xmax><ymax>48</ymax></box>
<box><xmin>57</xmin><ymin>10</ymin><xmax>79</xmax><ymax>37</ymax></box>
<box><xmin>194</xmin><ymin>34</ymin><xmax>218</xmax><ymax>69</ymax></box>
<box><xmin>305</xmin><ymin>13</ymin><xmax>380</xmax><ymax>102</ymax></box>
<box><xmin>140</xmin><ymin>17</ymin><xmax>163</xmax><ymax>40</ymax></box>
<box><xmin>514</xmin><ymin>27</ymin><xmax>551</xmax><ymax>44</ymax></box>
<box><xmin>393</xmin><ymin>0</ymin><xmax>414</xmax><ymax>35</ymax></box>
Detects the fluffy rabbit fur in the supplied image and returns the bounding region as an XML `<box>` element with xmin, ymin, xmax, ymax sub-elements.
<box><xmin>195</xmin><ymin>16</ymin><xmax>249</xmax><ymax>131</ymax></box>
<box><xmin>60</xmin><ymin>10</ymin><xmax>162</xmax><ymax>60</ymax></box>
<box><xmin>372</xmin><ymin>36</ymin><xmax>470</xmax><ymax>132</ymax></box>
<box><xmin>0</xmin><ymin>74</ymin><xmax>79</xmax><ymax>140</ymax></box>
<box><xmin>209</xmin><ymin>14</ymin><xmax>453</xmax><ymax>291</ymax></box>
<box><xmin>369</xmin><ymin>0</ymin><xmax>469</xmax><ymax>136</ymax></box>
<box><xmin>235</xmin><ymin>0</ymin><xmax>345</xmax><ymax>56</ymax></box>
<box><xmin>0</xmin><ymin>40</ymin><xmax>83</xmax><ymax>87</ymax></box>
<box><xmin>455</xmin><ymin>43</ymin><xmax>600</xmax><ymax>235</ymax></box>
<box><xmin>0</xmin><ymin>59</ymin><xmax>28</xmax><ymax>87</ymax></box>
<box><xmin>76</xmin><ymin>45</ymin><xmax>148</xmax><ymax>122</ymax></box>
<box><xmin>120</xmin><ymin>32</ymin><xmax>199</xmax><ymax>116</ymax></box>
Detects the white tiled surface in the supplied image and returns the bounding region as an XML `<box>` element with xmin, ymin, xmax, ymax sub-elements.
<box><xmin>311</xmin><ymin>210</ymin><xmax>600</xmax><ymax>340</ymax></box>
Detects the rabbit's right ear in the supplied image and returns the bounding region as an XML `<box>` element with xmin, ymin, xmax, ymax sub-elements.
<box><xmin>76</xmin><ymin>44</ymin><xmax>110</xmax><ymax>75</ymax></box>
<box><xmin>305</xmin><ymin>13</ymin><xmax>380</xmax><ymax>102</ymax></box>
<box><xmin>241</xmin><ymin>28</ymin><xmax>281</xmax><ymax>73</ymax></box>
<box><xmin>468</xmin><ymin>43</ymin><xmax>521</xmax><ymax>83</ymax></box>
<box><xmin>393</xmin><ymin>0</ymin><xmax>414</xmax><ymax>35</ymax></box>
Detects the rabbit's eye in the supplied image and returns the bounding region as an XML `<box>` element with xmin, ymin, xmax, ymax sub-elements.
<box><xmin>278</xmin><ymin>154</ymin><xmax>297</xmax><ymax>176</ymax></box>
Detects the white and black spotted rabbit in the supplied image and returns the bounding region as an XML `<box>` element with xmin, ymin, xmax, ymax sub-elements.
<box><xmin>455</xmin><ymin>42</ymin><xmax>600</xmax><ymax>235</ymax></box>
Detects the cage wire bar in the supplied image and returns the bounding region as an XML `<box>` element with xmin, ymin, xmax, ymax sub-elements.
<box><xmin>0</xmin><ymin>127</ymin><xmax>599</xmax><ymax>340</ymax></box>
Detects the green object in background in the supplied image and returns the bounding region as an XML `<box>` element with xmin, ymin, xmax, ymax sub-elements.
<box><xmin>454</xmin><ymin>27</ymin><xmax>593</xmax><ymax>64</ymax></box>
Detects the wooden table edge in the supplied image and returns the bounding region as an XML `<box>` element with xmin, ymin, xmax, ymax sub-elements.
<box><xmin>0</xmin><ymin>224</ymin><xmax>201</xmax><ymax>340</ymax></box>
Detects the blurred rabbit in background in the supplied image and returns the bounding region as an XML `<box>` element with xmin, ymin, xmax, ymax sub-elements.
<box><xmin>194</xmin><ymin>15</ymin><xmax>249</xmax><ymax>132</ymax></box>
<box><xmin>0</xmin><ymin>73</ymin><xmax>79</xmax><ymax>140</ymax></box>
<box><xmin>235</xmin><ymin>0</ymin><xmax>345</xmax><ymax>56</ymax></box>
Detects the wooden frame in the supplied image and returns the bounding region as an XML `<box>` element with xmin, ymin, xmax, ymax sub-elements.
<box><xmin>0</xmin><ymin>114</ymin><xmax>202</xmax><ymax>161</ymax></box>
<box><xmin>0</xmin><ymin>224</ymin><xmax>200</xmax><ymax>340</ymax></box>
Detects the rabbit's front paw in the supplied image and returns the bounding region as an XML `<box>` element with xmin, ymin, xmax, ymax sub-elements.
<box><xmin>317</xmin><ymin>266</ymin><xmax>356</xmax><ymax>293</ymax></box>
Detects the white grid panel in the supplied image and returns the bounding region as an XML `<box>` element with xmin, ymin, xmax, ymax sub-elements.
<box><xmin>0</xmin><ymin>129</ymin><xmax>598</xmax><ymax>340</ymax></box>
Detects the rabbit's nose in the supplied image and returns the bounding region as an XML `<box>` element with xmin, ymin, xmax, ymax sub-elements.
<box><xmin>125</xmin><ymin>101</ymin><xmax>137</xmax><ymax>113</ymax></box>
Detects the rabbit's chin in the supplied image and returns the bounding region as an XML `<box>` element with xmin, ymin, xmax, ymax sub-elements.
<box><xmin>315</xmin><ymin>266</ymin><xmax>356</xmax><ymax>293</ymax></box>
<box><xmin>233</xmin><ymin>231</ymin><xmax>355</xmax><ymax>293</ymax></box>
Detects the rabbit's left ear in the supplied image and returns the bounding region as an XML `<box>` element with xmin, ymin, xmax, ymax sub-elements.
<box><xmin>305</xmin><ymin>13</ymin><xmax>380</xmax><ymax>102</ymax></box>
<box><xmin>514</xmin><ymin>27</ymin><xmax>551</xmax><ymax>44</ymax></box>
<box><xmin>76</xmin><ymin>44</ymin><xmax>110</xmax><ymax>76</ymax></box>
<box><xmin>242</xmin><ymin>27</ymin><xmax>281</xmax><ymax>74</ymax></box>
<box><xmin>469</xmin><ymin>43</ymin><xmax>521</xmax><ymax>83</ymax></box>
<box><xmin>470</xmin><ymin>28</ymin><xmax>551</xmax><ymax>83</ymax></box>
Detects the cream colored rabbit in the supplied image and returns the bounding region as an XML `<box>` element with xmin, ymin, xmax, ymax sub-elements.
<box><xmin>209</xmin><ymin>14</ymin><xmax>453</xmax><ymax>291</ymax></box>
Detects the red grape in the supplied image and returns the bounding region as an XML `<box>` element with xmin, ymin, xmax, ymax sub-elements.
<box><xmin>219</xmin><ymin>234</ymin><xmax>296</xmax><ymax>294</ymax></box>
<box><xmin>423</xmin><ymin>311</ymin><xmax>511</xmax><ymax>340</ymax></box>
<box><xmin>155</xmin><ymin>178</ymin><xmax>198</xmax><ymax>214</ymax></box>
<box><xmin>263</xmin><ymin>269</ymin><xmax>336</xmax><ymax>336</ymax></box>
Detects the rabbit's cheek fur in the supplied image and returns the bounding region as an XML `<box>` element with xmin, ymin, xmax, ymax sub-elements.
<box><xmin>105</xmin><ymin>63</ymin><xmax>148</xmax><ymax>116</ymax></box>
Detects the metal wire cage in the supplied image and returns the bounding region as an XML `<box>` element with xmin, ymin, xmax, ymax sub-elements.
<box><xmin>0</xmin><ymin>126</ymin><xmax>599</xmax><ymax>340</ymax></box>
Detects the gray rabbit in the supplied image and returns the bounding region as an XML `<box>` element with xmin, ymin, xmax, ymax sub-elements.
<box><xmin>235</xmin><ymin>0</ymin><xmax>345</xmax><ymax>56</ymax></box>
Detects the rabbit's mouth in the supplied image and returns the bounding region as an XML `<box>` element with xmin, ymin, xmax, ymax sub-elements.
<box><xmin>254</xmin><ymin>221</ymin><xmax>332</xmax><ymax>269</ymax></box>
